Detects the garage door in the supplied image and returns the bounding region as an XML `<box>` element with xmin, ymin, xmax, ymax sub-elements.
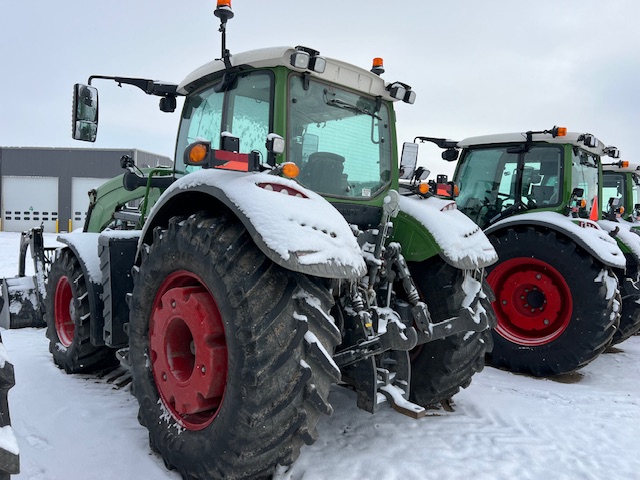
<box><xmin>71</xmin><ymin>177</ymin><xmax>108</xmax><ymax>231</ymax></box>
<box><xmin>2</xmin><ymin>176</ymin><xmax>59</xmax><ymax>233</ymax></box>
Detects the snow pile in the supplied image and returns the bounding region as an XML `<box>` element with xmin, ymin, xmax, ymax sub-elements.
<box><xmin>398</xmin><ymin>195</ymin><xmax>498</xmax><ymax>268</ymax></box>
<box><xmin>0</xmin><ymin>426</ymin><xmax>19</xmax><ymax>456</ymax></box>
<box><xmin>162</xmin><ymin>170</ymin><xmax>366</xmax><ymax>275</ymax></box>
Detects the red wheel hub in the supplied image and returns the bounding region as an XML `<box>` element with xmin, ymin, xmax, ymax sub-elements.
<box><xmin>150</xmin><ymin>271</ymin><xmax>228</xmax><ymax>431</ymax></box>
<box><xmin>54</xmin><ymin>276</ymin><xmax>75</xmax><ymax>347</ymax></box>
<box><xmin>487</xmin><ymin>257</ymin><xmax>573</xmax><ymax>346</ymax></box>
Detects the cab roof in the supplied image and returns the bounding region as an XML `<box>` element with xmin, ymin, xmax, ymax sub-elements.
<box><xmin>458</xmin><ymin>131</ymin><xmax>609</xmax><ymax>156</ymax></box>
<box><xmin>177</xmin><ymin>46</ymin><xmax>398</xmax><ymax>102</ymax></box>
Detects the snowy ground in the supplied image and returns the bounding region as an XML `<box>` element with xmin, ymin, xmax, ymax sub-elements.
<box><xmin>1</xmin><ymin>231</ymin><xmax>639</xmax><ymax>480</ymax></box>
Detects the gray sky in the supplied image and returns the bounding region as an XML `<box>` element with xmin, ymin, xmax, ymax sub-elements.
<box><xmin>2</xmin><ymin>0</ymin><xmax>639</xmax><ymax>174</ymax></box>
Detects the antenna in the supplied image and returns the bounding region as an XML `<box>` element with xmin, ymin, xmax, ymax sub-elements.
<box><xmin>214</xmin><ymin>1</ymin><xmax>234</xmax><ymax>69</ymax></box>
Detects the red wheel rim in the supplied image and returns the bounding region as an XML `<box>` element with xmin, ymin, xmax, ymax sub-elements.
<box><xmin>150</xmin><ymin>270</ymin><xmax>228</xmax><ymax>431</ymax></box>
<box><xmin>54</xmin><ymin>276</ymin><xmax>75</xmax><ymax>347</ymax></box>
<box><xmin>487</xmin><ymin>257</ymin><xmax>573</xmax><ymax>346</ymax></box>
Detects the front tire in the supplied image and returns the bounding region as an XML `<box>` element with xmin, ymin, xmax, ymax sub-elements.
<box><xmin>486</xmin><ymin>227</ymin><xmax>620</xmax><ymax>376</ymax></box>
<box><xmin>129</xmin><ymin>212</ymin><xmax>340</xmax><ymax>480</ymax></box>
<box><xmin>408</xmin><ymin>258</ymin><xmax>494</xmax><ymax>407</ymax></box>
<box><xmin>44</xmin><ymin>249</ymin><xmax>118</xmax><ymax>374</ymax></box>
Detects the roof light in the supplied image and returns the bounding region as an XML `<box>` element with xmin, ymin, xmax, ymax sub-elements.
<box><xmin>371</xmin><ymin>57</ymin><xmax>385</xmax><ymax>76</ymax></box>
<box><xmin>555</xmin><ymin>127</ymin><xmax>567</xmax><ymax>137</ymax></box>
<box><xmin>309</xmin><ymin>56</ymin><xmax>326</xmax><ymax>74</ymax></box>
<box><xmin>581</xmin><ymin>134</ymin><xmax>598</xmax><ymax>148</ymax></box>
<box><xmin>387</xmin><ymin>83</ymin><xmax>407</xmax><ymax>101</ymax></box>
<box><xmin>604</xmin><ymin>146</ymin><xmax>621</xmax><ymax>159</ymax></box>
<box><xmin>387</xmin><ymin>82</ymin><xmax>416</xmax><ymax>104</ymax></box>
<box><xmin>291</xmin><ymin>51</ymin><xmax>310</xmax><ymax>69</ymax></box>
<box><xmin>621</xmin><ymin>160</ymin><xmax>629</xmax><ymax>168</ymax></box>
<box><xmin>291</xmin><ymin>46</ymin><xmax>326</xmax><ymax>73</ymax></box>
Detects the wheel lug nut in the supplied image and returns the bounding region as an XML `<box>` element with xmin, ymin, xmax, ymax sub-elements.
<box><xmin>520</xmin><ymin>296</ymin><xmax>525</xmax><ymax>300</ymax></box>
<box><xmin>536</xmin><ymin>274</ymin><xmax>541</xmax><ymax>280</ymax></box>
<box><xmin>171</xmin><ymin>300</ymin><xmax>176</xmax><ymax>308</ymax></box>
<box><xmin>162</xmin><ymin>373</ymin><xmax>167</xmax><ymax>381</ymax></box>
<box><xmin>502</xmin><ymin>300</ymin><xmax>507</xmax><ymax>305</ymax></box>
<box><xmin>543</xmin><ymin>319</ymin><xmax>550</xmax><ymax>325</ymax></box>
<box><xmin>201</xmin><ymin>366</ymin><xmax>206</xmax><ymax>374</ymax></box>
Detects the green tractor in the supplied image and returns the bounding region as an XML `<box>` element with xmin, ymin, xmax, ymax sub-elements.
<box><xmin>410</xmin><ymin>127</ymin><xmax>627</xmax><ymax>377</ymax></box>
<box><xmin>3</xmin><ymin>5</ymin><xmax>498</xmax><ymax>479</ymax></box>
<box><xmin>599</xmin><ymin>161</ymin><xmax>640</xmax><ymax>342</ymax></box>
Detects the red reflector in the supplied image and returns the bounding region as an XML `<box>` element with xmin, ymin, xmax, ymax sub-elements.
<box><xmin>215</xmin><ymin>150</ymin><xmax>249</xmax><ymax>172</ymax></box>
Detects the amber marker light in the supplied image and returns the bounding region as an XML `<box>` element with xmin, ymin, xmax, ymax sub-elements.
<box><xmin>580</xmin><ymin>199</ymin><xmax>587</xmax><ymax>208</ymax></box>
<box><xmin>217</xmin><ymin>0</ymin><xmax>231</xmax><ymax>7</ymax></box>
<box><xmin>556</xmin><ymin>127</ymin><xmax>567</xmax><ymax>137</ymax></box>
<box><xmin>621</xmin><ymin>160</ymin><xmax>630</xmax><ymax>168</ymax></box>
<box><xmin>418</xmin><ymin>183</ymin><xmax>430</xmax><ymax>195</ymax></box>
<box><xmin>189</xmin><ymin>144</ymin><xmax>208</xmax><ymax>163</ymax></box>
<box><xmin>281</xmin><ymin>162</ymin><xmax>300</xmax><ymax>179</ymax></box>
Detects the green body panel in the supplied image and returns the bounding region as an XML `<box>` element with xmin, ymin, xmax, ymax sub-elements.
<box><xmin>85</xmin><ymin>168</ymin><xmax>168</xmax><ymax>233</ymax></box>
<box><xmin>390</xmin><ymin>212</ymin><xmax>442</xmax><ymax>262</ymax></box>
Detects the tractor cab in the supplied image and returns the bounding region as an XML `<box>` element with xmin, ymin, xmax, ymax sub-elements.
<box><xmin>603</xmin><ymin>161</ymin><xmax>640</xmax><ymax>222</ymax></box>
<box><xmin>448</xmin><ymin>128</ymin><xmax>620</xmax><ymax>229</ymax></box>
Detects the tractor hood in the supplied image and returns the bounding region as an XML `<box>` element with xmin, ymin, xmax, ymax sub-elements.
<box><xmin>398</xmin><ymin>195</ymin><xmax>498</xmax><ymax>269</ymax></box>
<box><xmin>146</xmin><ymin>169</ymin><xmax>367</xmax><ymax>280</ymax></box>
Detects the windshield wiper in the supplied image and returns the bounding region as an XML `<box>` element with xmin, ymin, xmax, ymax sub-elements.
<box><xmin>325</xmin><ymin>97</ymin><xmax>381</xmax><ymax>119</ymax></box>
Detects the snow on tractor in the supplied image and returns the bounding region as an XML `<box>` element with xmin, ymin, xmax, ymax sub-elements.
<box><xmin>0</xmin><ymin>4</ymin><xmax>498</xmax><ymax>479</ymax></box>
<box><xmin>410</xmin><ymin>127</ymin><xmax>629</xmax><ymax>377</ymax></box>
<box><xmin>599</xmin><ymin>161</ymin><xmax>640</xmax><ymax>342</ymax></box>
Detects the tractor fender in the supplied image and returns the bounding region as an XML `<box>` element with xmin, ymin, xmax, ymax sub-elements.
<box><xmin>397</xmin><ymin>195</ymin><xmax>498</xmax><ymax>269</ymax></box>
<box><xmin>485</xmin><ymin>211</ymin><xmax>626</xmax><ymax>269</ymax></box>
<box><xmin>598</xmin><ymin>219</ymin><xmax>640</xmax><ymax>266</ymax></box>
<box><xmin>56</xmin><ymin>233</ymin><xmax>104</xmax><ymax>342</ymax></box>
<box><xmin>139</xmin><ymin>169</ymin><xmax>367</xmax><ymax>280</ymax></box>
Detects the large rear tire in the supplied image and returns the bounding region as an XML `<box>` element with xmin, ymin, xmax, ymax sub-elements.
<box><xmin>486</xmin><ymin>227</ymin><xmax>620</xmax><ymax>376</ymax></box>
<box><xmin>408</xmin><ymin>258</ymin><xmax>495</xmax><ymax>407</ymax></box>
<box><xmin>129</xmin><ymin>212</ymin><xmax>340</xmax><ymax>480</ymax></box>
<box><xmin>44</xmin><ymin>249</ymin><xmax>118</xmax><ymax>374</ymax></box>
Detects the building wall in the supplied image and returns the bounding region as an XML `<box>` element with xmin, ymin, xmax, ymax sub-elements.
<box><xmin>0</xmin><ymin>147</ymin><xmax>172</xmax><ymax>232</ymax></box>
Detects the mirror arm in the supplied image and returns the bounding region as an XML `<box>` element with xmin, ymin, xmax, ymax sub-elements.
<box><xmin>88</xmin><ymin>75</ymin><xmax>178</xmax><ymax>97</ymax></box>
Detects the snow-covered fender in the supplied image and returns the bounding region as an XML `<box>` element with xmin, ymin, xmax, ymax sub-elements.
<box><xmin>139</xmin><ymin>169</ymin><xmax>367</xmax><ymax>280</ymax></box>
<box><xmin>396</xmin><ymin>195</ymin><xmax>498</xmax><ymax>270</ymax></box>
<box><xmin>485</xmin><ymin>212</ymin><xmax>626</xmax><ymax>270</ymax></box>
<box><xmin>599</xmin><ymin>219</ymin><xmax>640</xmax><ymax>266</ymax></box>
<box><xmin>56</xmin><ymin>232</ymin><xmax>105</xmax><ymax>345</ymax></box>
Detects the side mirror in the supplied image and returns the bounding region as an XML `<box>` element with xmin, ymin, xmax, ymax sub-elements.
<box><xmin>399</xmin><ymin>142</ymin><xmax>419</xmax><ymax>180</ymax></box>
<box><xmin>72</xmin><ymin>84</ymin><xmax>99</xmax><ymax>142</ymax></box>
<box><xmin>441</xmin><ymin>148</ymin><xmax>459</xmax><ymax>162</ymax></box>
<box><xmin>571</xmin><ymin>187</ymin><xmax>584</xmax><ymax>198</ymax></box>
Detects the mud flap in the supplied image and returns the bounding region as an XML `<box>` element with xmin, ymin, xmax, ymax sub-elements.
<box><xmin>0</xmin><ymin>276</ymin><xmax>45</xmax><ymax>329</ymax></box>
<box><xmin>0</xmin><ymin>331</ymin><xmax>20</xmax><ymax>477</ymax></box>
